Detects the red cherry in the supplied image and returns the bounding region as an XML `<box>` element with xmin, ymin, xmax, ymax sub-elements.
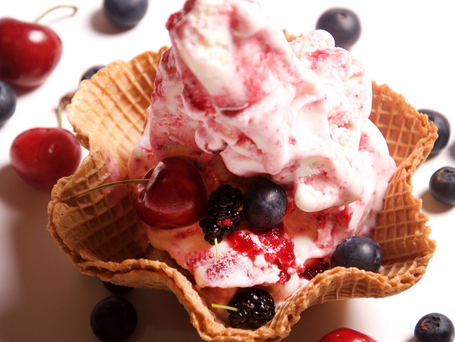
<box><xmin>0</xmin><ymin>6</ymin><xmax>77</xmax><ymax>88</ymax></box>
<box><xmin>133</xmin><ymin>157</ymin><xmax>208</xmax><ymax>229</ymax></box>
<box><xmin>319</xmin><ymin>328</ymin><xmax>378</xmax><ymax>342</ymax></box>
<box><xmin>10</xmin><ymin>127</ymin><xmax>82</xmax><ymax>192</ymax></box>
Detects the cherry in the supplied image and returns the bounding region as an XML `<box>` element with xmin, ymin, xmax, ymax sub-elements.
<box><xmin>0</xmin><ymin>5</ymin><xmax>77</xmax><ymax>88</ymax></box>
<box><xmin>319</xmin><ymin>328</ymin><xmax>378</xmax><ymax>342</ymax></box>
<box><xmin>10</xmin><ymin>127</ymin><xmax>82</xmax><ymax>192</ymax></box>
<box><xmin>133</xmin><ymin>157</ymin><xmax>208</xmax><ymax>229</ymax></box>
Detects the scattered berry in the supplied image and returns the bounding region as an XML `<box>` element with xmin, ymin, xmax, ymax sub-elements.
<box><xmin>331</xmin><ymin>236</ymin><xmax>382</xmax><ymax>272</ymax></box>
<box><xmin>103</xmin><ymin>281</ymin><xmax>134</xmax><ymax>295</ymax></box>
<box><xmin>429</xmin><ymin>167</ymin><xmax>455</xmax><ymax>205</ymax></box>
<box><xmin>316</xmin><ymin>8</ymin><xmax>361</xmax><ymax>50</ymax></box>
<box><xmin>90</xmin><ymin>296</ymin><xmax>138</xmax><ymax>341</ymax></box>
<box><xmin>0</xmin><ymin>6</ymin><xmax>77</xmax><ymax>88</ymax></box>
<box><xmin>0</xmin><ymin>80</ymin><xmax>16</xmax><ymax>124</ymax></box>
<box><xmin>80</xmin><ymin>65</ymin><xmax>105</xmax><ymax>82</ymax></box>
<box><xmin>103</xmin><ymin>0</ymin><xmax>149</xmax><ymax>27</ymax></box>
<box><xmin>419</xmin><ymin>109</ymin><xmax>451</xmax><ymax>156</ymax></box>
<box><xmin>228</xmin><ymin>288</ymin><xmax>275</xmax><ymax>329</ymax></box>
<box><xmin>414</xmin><ymin>313</ymin><xmax>455</xmax><ymax>342</ymax></box>
<box><xmin>319</xmin><ymin>327</ymin><xmax>378</xmax><ymax>342</ymax></box>
<box><xmin>10</xmin><ymin>127</ymin><xmax>82</xmax><ymax>192</ymax></box>
<box><xmin>200</xmin><ymin>184</ymin><xmax>243</xmax><ymax>245</ymax></box>
<box><xmin>243</xmin><ymin>180</ymin><xmax>287</xmax><ymax>229</ymax></box>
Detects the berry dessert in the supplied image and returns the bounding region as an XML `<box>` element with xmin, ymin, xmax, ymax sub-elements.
<box><xmin>47</xmin><ymin>0</ymin><xmax>437</xmax><ymax>341</ymax></box>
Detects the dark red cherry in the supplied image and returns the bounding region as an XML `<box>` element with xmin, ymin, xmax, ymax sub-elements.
<box><xmin>133</xmin><ymin>157</ymin><xmax>208</xmax><ymax>229</ymax></box>
<box><xmin>0</xmin><ymin>6</ymin><xmax>77</xmax><ymax>88</ymax></box>
<box><xmin>319</xmin><ymin>327</ymin><xmax>378</xmax><ymax>342</ymax></box>
<box><xmin>10</xmin><ymin>127</ymin><xmax>82</xmax><ymax>192</ymax></box>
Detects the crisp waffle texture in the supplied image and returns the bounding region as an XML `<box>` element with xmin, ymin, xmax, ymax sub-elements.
<box><xmin>47</xmin><ymin>47</ymin><xmax>437</xmax><ymax>342</ymax></box>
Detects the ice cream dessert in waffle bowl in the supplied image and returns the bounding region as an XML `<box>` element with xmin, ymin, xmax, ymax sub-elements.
<box><xmin>47</xmin><ymin>0</ymin><xmax>437</xmax><ymax>341</ymax></box>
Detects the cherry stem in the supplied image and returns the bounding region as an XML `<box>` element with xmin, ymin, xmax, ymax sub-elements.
<box><xmin>211</xmin><ymin>304</ymin><xmax>238</xmax><ymax>312</ymax></box>
<box><xmin>69</xmin><ymin>179</ymin><xmax>148</xmax><ymax>201</ymax></box>
<box><xmin>57</xmin><ymin>104</ymin><xmax>63</xmax><ymax>128</ymax></box>
<box><xmin>58</xmin><ymin>92</ymin><xmax>75</xmax><ymax>128</ymax></box>
<box><xmin>215</xmin><ymin>238</ymin><xmax>220</xmax><ymax>259</ymax></box>
<box><xmin>34</xmin><ymin>5</ymin><xmax>78</xmax><ymax>23</ymax></box>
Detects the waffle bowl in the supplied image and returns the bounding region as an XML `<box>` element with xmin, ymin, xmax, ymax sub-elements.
<box><xmin>47</xmin><ymin>46</ymin><xmax>437</xmax><ymax>341</ymax></box>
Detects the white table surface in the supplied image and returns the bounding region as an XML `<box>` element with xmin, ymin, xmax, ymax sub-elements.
<box><xmin>1</xmin><ymin>1</ymin><xmax>454</xmax><ymax>341</ymax></box>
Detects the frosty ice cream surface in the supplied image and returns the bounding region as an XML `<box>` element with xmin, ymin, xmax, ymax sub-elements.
<box><xmin>128</xmin><ymin>0</ymin><xmax>397</xmax><ymax>318</ymax></box>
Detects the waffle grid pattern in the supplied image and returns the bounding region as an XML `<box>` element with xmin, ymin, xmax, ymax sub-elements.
<box><xmin>47</xmin><ymin>50</ymin><xmax>437</xmax><ymax>342</ymax></box>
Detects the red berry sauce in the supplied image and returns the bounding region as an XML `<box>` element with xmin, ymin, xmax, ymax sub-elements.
<box><xmin>228</xmin><ymin>225</ymin><xmax>300</xmax><ymax>284</ymax></box>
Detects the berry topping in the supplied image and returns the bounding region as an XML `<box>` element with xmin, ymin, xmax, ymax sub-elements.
<box><xmin>316</xmin><ymin>8</ymin><xmax>361</xmax><ymax>50</ymax></box>
<box><xmin>103</xmin><ymin>0</ymin><xmax>149</xmax><ymax>27</ymax></box>
<box><xmin>419</xmin><ymin>109</ymin><xmax>451</xmax><ymax>156</ymax></box>
<box><xmin>90</xmin><ymin>296</ymin><xmax>138</xmax><ymax>341</ymax></box>
<box><xmin>0</xmin><ymin>81</ymin><xmax>16</xmax><ymax>124</ymax></box>
<box><xmin>227</xmin><ymin>288</ymin><xmax>275</xmax><ymax>329</ymax></box>
<box><xmin>429</xmin><ymin>167</ymin><xmax>455</xmax><ymax>205</ymax></box>
<box><xmin>200</xmin><ymin>184</ymin><xmax>243</xmax><ymax>245</ymax></box>
<box><xmin>331</xmin><ymin>236</ymin><xmax>382</xmax><ymax>272</ymax></box>
<box><xmin>414</xmin><ymin>313</ymin><xmax>455</xmax><ymax>342</ymax></box>
<box><xmin>300</xmin><ymin>258</ymin><xmax>330</xmax><ymax>280</ymax></box>
<box><xmin>243</xmin><ymin>180</ymin><xmax>287</xmax><ymax>229</ymax></box>
<box><xmin>319</xmin><ymin>327</ymin><xmax>378</xmax><ymax>342</ymax></box>
<box><xmin>103</xmin><ymin>281</ymin><xmax>134</xmax><ymax>295</ymax></box>
<box><xmin>132</xmin><ymin>157</ymin><xmax>208</xmax><ymax>229</ymax></box>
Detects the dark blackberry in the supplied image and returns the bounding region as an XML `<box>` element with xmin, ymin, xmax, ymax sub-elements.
<box><xmin>228</xmin><ymin>288</ymin><xmax>275</xmax><ymax>329</ymax></box>
<box><xmin>200</xmin><ymin>184</ymin><xmax>243</xmax><ymax>245</ymax></box>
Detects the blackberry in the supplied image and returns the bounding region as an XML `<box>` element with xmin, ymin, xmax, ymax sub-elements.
<box><xmin>228</xmin><ymin>288</ymin><xmax>275</xmax><ymax>329</ymax></box>
<box><xmin>200</xmin><ymin>184</ymin><xmax>243</xmax><ymax>245</ymax></box>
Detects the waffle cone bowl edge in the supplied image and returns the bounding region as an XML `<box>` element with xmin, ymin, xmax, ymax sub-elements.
<box><xmin>47</xmin><ymin>46</ymin><xmax>437</xmax><ymax>342</ymax></box>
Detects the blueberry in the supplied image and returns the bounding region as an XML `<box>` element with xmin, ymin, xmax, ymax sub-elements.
<box><xmin>429</xmin><ymin>167</ymin><xmax>455</xmax><ymax>205</ymax></box>
<box><xmin>243</xmin><ymin>180</ymin><xmax>287</xmax><ymax>229</ymax></box>
<box><xmin>80</xmin><ymin>65</ymin><xmax>105</xmax><ymax>83</ymax></box>
<box><xmin>103</xmin><ymin>0</ymin><xmax>148</xmax><ymax>27</ymax></box>
<box><xmin>103</xmin><ymin>281</ymin><xmax>134</xmax><ymax>295</ymax></box>
<box><xmin>331</xmin><ymin>236</ymin><xmax>382</xmax><ymax>272</ymax></box>
<box><xmin>316</xmin><ymin>8</ymin><xmax>361</xmax><ymax>50</ymax></box>
<box><xmin>414</xmin><ymin>313</ymin><xmax>455</xmax><ymax>342</ymax></box>
<box><xmin>0</xmin><ymin>81</ymin><xmax>16</xmax><ymax>124</ymax></box>
<box><xmin>90</xmin><ymin>296</ymin><xmax>137</xmax><ymax>341</ymax></box>
<box><xmin>419</xmin><ymin>109</ymin><xmax>451</xmax><ymax>156</ymax></box>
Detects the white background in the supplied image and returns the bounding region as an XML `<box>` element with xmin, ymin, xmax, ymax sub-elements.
<box><xmin>1</xmin><ymin>1</ymin><xmax>454</xmax><ymax>341</ymax></box>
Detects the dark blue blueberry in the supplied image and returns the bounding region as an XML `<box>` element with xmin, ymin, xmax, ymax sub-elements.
<box><xmin>419</xmin><ymin>109</ymin><xmax>451</xmax><ymax>156</ymax></box>
<box><xmin>331</xmin><ymin>236</ymin><xmax>382</xmax><ymax>272</ymax></box>
<box><xmin>80</xmin><ymin>65</ymin><xmax>105</xmax><ymax>82</ymax></box>
<box><xmin>429</xmin><ymin>167</ymin><xmax>455</xmax><ymax>205</ymax></box>
<box><xmin>0</xmin><ymin>81</ymin><xmax>16</xmax><ymax>124</ymax></box>
<box><xmin>103</xmin><ymin>281</ymin><xmax>134</xmax><ymax>295</ymax></box>
<box><xmin>316</xmin><ymin>8</ymin><xmax>361</xmax><ymax>50</ymax></box>
<box><xmin>414</xmin><ymin>313</ymin><xmax>455</xmax><ymax>342</ymax></box>
<box><xmin>243</xmin><ymin>180</ymin><xmax>287</xmax><ymax>229</ymax></box>
<box><xmin>90</xmin><ymin>296</ymin><xmax>137</xmax><ymax>341</ymax></box>
<box><xmin>103</xmin><ymin>0</ymin><xmax>148</xmax><ymax>27</ymax></box>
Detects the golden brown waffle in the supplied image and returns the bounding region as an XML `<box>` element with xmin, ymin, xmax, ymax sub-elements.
<box><xmin>47</xmin><ymin>47</ymin><xmax>437</xmax><ymax>342</ymax></box>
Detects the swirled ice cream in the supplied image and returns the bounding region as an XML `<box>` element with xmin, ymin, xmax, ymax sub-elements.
<box><xmin>128</xmin><ymin>0</ymin><xmax>396</xmax><ymax>314</ymax></box>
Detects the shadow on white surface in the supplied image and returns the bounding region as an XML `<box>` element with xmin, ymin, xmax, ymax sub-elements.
<box><xmin>90</xmin><ymin>9</ymin><xmax>135</xmax><ymax>35</ymax></box>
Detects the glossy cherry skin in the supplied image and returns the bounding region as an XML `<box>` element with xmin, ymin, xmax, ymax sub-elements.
<box><xmin>0</xmin><ymin>18</ymin><xmax>62</xmax><ymax>88</ymax></box>
<box><xmin>133</xmin><ymin>157</ymin><xmax>208</xmax><ymax>229</ymax></box>
<box><xmin>319</xmin><ymin>328</ymin><xmax>378</xmax><ymax>342</ymax></box>
<box><xmin>10</xmin><ymin>127</ymin><xmax>81</xmax><ymax>192</ymax></box>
